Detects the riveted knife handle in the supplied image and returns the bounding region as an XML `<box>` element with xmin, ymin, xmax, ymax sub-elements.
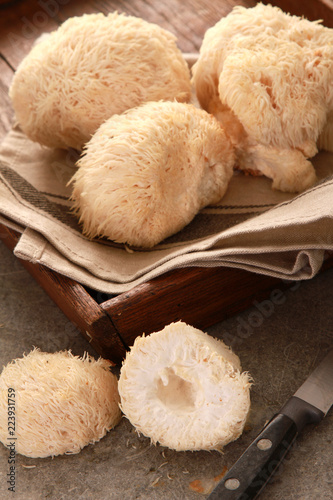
<box><xmin>208</xmin><ymin>414</ymin><xmax>298</xmax><ymax>500</ymax></box>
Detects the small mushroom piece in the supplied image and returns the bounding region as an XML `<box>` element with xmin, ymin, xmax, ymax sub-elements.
<box><xmin>9</xmin><ymin>12</ymin><xmax>191</xmax><ymax>150</ymax></box>
<box><xmin>69</xmin><ymin>101</ymin><xmax>235</xmax><ymax>248</ymax></box>
<box><xmin>192</xmin><ymin>3</ymin><xmax>333</xmax><ymax>192</ymax></box>
<box><xmin>118</xmin><ymin>321</ymin><xmax>252</xmax><ymax>451</ymax></box>
<box><xmin>0</xmin><ymin>349</ymin><xmax>121</xmax><ymax>458</ymax></box>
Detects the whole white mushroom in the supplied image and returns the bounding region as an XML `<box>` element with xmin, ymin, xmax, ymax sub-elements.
<box><xmin>9</xmin><ymin>12</ymin><xmax>191</xmax><ymax>150</ymax></box>
<box><xmin>69</xmin><ymin>100</ymin><xmax>235</xmax><ymax>248</ymax></box>
<box><xmin>0</xmin><ymin>349</ymin><xmax>121</xmax><ymax>458</ymax></box>
<box><xmin>192</xmin><ymin>3</ymin><xmax>333</xmax><ymax>192</ymax></box>
<box><xmin>118</xmin><ymin>322</ymin><xmax>252</xmax><ymax>452</ymax></box>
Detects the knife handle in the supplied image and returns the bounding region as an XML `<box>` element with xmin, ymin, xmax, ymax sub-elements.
<box><xmin>208</xmin><ymin>413</ymin><xmax>297</xmax><ymax>500</ymax></box>
<box><xmin>208</xmin><ymin>395</ymin><xmax>326</xmax><ymax>500</ymax></box>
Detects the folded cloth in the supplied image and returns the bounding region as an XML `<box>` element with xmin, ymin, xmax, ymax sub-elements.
<box><xmin>0</xmin><ymin>124</ymin><xmax>333</xmax><ymax>294</ymax></box>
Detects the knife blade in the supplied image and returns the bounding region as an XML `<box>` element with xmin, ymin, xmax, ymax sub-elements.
<box><xmin>208</xmin><ymin>349</ymin><xmax>333</xmax><ymax>500</ymax></box>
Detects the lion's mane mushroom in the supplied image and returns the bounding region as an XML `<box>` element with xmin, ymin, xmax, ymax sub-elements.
<box><xmin>69</xmin><ymin>101</ymin><xmax>235</xmax><ymax>248</ymax></box>
<box><xmin>0</xmin><ymin>349</ymin><xmax>121</xmax><ymax>458</ymax></box>
<box><xmin>118</xmin><ymin>322</ymin><xmax>252</xmax><ymax>451</ymax></box>
<box><xmin>192</xmin><ymin>3</ymin><xmax>333</xmax><ymax>192</ymax></box>
<box><xmin>9</xmin><ymin>12</ymin><xmax>191</xmax><ymax>150</ymax></box>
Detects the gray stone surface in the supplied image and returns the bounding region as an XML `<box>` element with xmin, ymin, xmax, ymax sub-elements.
<box><xmin>1</xmin><ymin>240</ymin><xmax>333</xmax><ymax>499</ymax></box>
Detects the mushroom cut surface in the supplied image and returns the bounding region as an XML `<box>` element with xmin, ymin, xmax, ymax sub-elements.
<box><xmin>118</xmin><ymin>322</ymin><xmax>251</xmax><ymax>451</ymax></box>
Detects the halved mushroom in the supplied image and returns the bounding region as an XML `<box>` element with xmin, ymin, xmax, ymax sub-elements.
<box><xmin>118</xmin><ymin>321</ymin><xmax>252</xmax><ymax>451</ymax></box>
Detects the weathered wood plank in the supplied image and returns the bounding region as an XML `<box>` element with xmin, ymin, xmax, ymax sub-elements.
<box><xmin>0</xmin><ymin>0</ymin><xmax>61</xmax><ymax>68</ymax></box>
<box><xmin>100</xmin><ymin>0</ymin><xmax>257</xmax><ymax>51</ymax></box>
<box><xmin>0</xmin><ymin>57</ymin><xmax>14</xmax><ymax>139</ymax></box>
<box><xmin>266</xmin><ymin>0</ymin><xmax>333</xmax><ymax>26</ymax></box>
<box><xmin>47</xmin><ymin>0</ymin><xmax>257</xmax><ymax>52</ymax></box>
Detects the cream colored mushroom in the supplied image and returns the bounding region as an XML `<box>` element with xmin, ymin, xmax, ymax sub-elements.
<box><xmin>9</xmin><ymin>12</ymin><xmax>191</xmax><ymax>150</ymax></box>
<box><xmin>118</xmin><ymin>321</ymin><xmax>252</xmax><ymax>451</ymax></box>
<box><xmin>69</xmin><ymin>100</ymin><xmax>235</xmax><ymax>248</ymax></box>
<box><xmin>0</xmin><ymin>349</ymin><xmax>121</xmax><ymax>458</ymax></box>
<box><xmin>192</xmin><ymin>3</ymin><xmax>333</xmax><ymax>192</ymax></box>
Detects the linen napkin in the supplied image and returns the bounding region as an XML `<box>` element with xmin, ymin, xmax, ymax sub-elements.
<box><xmin>0</xmin><ymin>124</ymin><xmax>332</xmax><ymax>294</ymax></box>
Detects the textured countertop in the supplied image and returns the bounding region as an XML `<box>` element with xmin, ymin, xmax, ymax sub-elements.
<box><xmin>1</xmin><ymin>239</ymin><xmax>333</xmax><ymax>500</ymax></box>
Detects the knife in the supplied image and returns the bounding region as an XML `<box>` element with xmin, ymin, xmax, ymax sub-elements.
<box><xmin>208</xmin><ymin>349</ymin><xmax>333</xmax><ymax>500</ymax></box>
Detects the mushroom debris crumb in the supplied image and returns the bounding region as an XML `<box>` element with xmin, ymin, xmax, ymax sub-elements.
<box><xmin>0</xmin><ymin>349</ymin><xmax>121</xmax><ymax>458</ymax></box>
<box><xmin>9</xmin><ymin>12</ymin><xmax>191</xmax><ymax>150</ymax></box>
<box><xmin>191</xmin><ymin>3</ymin><xmax>333</xmax><ymax>192</ymax></box>
<box><xmin>118</xmin><ymin>321</ymin><xmax>252</xmax><ymax>451</ymax></box>
<box><xmin>69</xmin><ymin>101</ymin><xmax>235</xmax><ymax>248</ymax></box>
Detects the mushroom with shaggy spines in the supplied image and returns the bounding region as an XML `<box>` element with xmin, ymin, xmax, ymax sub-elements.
<box><xmin>191</xmin><ymin>3</ymin><xmax>333</xmax><ymax>192</ymax></box>
<box><xmin>0</xmin><ymin>349</ymin><xmax>121</xmax><ymax>458</ymax></box>
<box><xmin>9</xmin><ymin>12</ymin><xmax>192</xmax><ymax>150</ymax></box>
<box><xmin>69</xmin><ymin>101</ymin><xmax>235</xmax><ymax>248</ymax></box>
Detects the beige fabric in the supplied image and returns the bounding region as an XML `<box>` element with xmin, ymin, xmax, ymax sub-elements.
<box><xmin>0</xmin><ymin>124</ymin><xmax>333</xmax><ymax>294</ymax></box>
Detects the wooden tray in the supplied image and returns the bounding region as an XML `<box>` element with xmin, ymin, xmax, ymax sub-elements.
<box><xmin>2</xmin><ymin>223</ymin><xmax>333</xmax><ymax>364</ymax></box>
<box><xmin>1</xmin><ymin>0</ymin><xmax>332</xmax><ymax>365</ymax></box>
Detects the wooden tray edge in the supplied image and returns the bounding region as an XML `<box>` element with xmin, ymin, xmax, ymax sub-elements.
<box><xmin>0</xmin><ymin>224</ymin><xmax>126</xmax><ymax>364</ymax></box>
<box><xmin>2</xmin><ymin>229</ymin><xmax>333</xmax><ymax>363</ymax></box>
